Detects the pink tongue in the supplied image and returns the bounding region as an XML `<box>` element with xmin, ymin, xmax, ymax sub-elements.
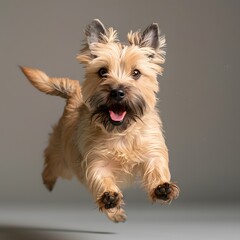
<box><xmin>109</xmin><ymin>111</ymin><xmax>126</xmax><ymax>122</ymax></box>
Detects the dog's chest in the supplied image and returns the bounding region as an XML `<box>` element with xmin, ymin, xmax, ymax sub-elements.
<box><xmin>105</xmin><ymin>136</ymin><xmax>146</xmax><ymax>166</ymax></box>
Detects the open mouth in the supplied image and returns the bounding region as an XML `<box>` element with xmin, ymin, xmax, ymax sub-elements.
<box><xmin>109</xmin><ymin>105</ymin><xmax>127</xmax><ymax>125</ymax></box>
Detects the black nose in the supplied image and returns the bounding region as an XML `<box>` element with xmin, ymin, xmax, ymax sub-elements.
<box><xmin>110</xmin><ymin>89</ymin><xmax>125</xmax><ymax>101</ymax></box>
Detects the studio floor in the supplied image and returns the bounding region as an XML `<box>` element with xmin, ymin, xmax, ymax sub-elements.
<box><xmin>0</xmin><ymin>203</ymin><xmax>239</xmax><ymax>240</ymax></box>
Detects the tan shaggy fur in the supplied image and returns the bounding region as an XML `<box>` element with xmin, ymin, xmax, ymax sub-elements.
<box><xmin>20</xmin><ymin>19</ymin><xmax>179</xmax><ymax>222</ymax></box>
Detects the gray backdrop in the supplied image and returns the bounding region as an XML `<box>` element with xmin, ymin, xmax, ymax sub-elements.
<box><xmin>0</xmin><ymin>0</ymin><xmax>239</xmax><ymax>206</ymax></box>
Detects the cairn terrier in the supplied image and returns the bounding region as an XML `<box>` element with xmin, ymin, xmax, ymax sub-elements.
<box><xmin>20</xmin><ymin>19</ymin><xmax>179</xmax><ymax>222</ymax></box>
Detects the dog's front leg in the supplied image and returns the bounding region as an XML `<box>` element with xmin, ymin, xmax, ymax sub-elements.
<box><xmin>141</xmin><ymin>147</ymin><xmax>179</xmax><ymax>204</ymax></box>
<box><xmin>84</xmin><ymin>160</ymin><xmax>126</xmax><ymax>222</ymax></box>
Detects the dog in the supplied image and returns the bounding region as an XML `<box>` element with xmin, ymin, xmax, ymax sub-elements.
<box><xmin>20</xmin><ymin>19</ymin><xmax>179</xmax><ymax>222</ymax></box>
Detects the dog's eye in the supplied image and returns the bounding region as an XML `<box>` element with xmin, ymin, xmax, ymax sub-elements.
<box><xmin>98</xmin><ymin>68</ymin><xmax>108</xmax><ymax>78</ymax></box>
<box><xmin>132</xmin><ymin>69</ymin><xmax>141</xmax><ymax>80</ymax></box>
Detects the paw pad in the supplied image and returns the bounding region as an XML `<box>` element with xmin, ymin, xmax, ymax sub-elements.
<box><xmin>100</xmin><ymin>192</ymin><xmax>120</xmax><ymax>209</ymax></box>
<box><xmin>153</xmin><ymin>182</ymin><xmax>179</xmax><ymax>203</ymax></box>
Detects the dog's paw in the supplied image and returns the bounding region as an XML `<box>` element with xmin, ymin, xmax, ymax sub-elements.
<box><xmin>152</xmin><ymin>182</ymin><xmax>180</xmax><ymax>203</ymax></box>
<box><xmin>42</xmin><ymin>171</ymin><xmax>57</xmax><ymax>192</ymax></box>
<box><xmin>98</xmin><ymin>191</ymin><xmax>123</xmax><ymax>210</ymax></box>
<box><xmin>97</xmin><ymin>191</ymin><xmax>126</xmax><ymax>222</ymax></box>
<box><xmin>43</xmin><ymin>179</ymin><xmax>56</xmax><ymax>192</ymax></box>
<box><xmin>105</xmin><ymin>208</ymin><xmax>127</xmax><ymax>223</ymax></box>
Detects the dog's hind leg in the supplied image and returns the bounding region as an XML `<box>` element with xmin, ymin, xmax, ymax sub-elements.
<box><xmin>41</xmin><ymin>142</ymin><xmax>72</xmax><ymax>191</ymax></box>
<box><xmin>42</xmin><ymin>127</ymin><xmax>75</xmax><ymax>192</ymax></box>
<box><xmin>42</xmin><ymin>152</ymin><xmax>74</xmax><ymax>192</ymax></box>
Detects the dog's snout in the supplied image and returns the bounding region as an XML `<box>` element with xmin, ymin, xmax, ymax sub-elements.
<box><xmin>110</xmin><ymin>89</ymin><xmax>125</xmax><ymax>101</ymax></box>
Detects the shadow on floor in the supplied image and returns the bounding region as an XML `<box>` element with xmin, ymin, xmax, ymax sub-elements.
<box><xmin>0</xmin><ymin>225</ymin><xmax>114</xmax><ymax>240</ymax></box>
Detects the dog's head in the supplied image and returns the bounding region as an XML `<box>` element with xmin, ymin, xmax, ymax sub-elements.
<box><xmin>77</xmin><ymin>19</ymin><xmax>166</xmax><ymax>132</ymax></box>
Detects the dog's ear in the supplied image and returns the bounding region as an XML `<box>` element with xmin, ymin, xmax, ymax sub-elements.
<box><xmin>85</xmin><ymin>19</ymin><xmax>106</xmax><ymax>45</ymax></box>
<box><xmin>140</xmin><ymin>23</ymin><xmax>160</xmax><ymax>49</ymax></box>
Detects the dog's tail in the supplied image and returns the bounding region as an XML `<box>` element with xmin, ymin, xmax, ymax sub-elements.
<box><xmin>20</xmin><ymin>66</ymin><xmax>81</xmax><ymax>99</ymax></box>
